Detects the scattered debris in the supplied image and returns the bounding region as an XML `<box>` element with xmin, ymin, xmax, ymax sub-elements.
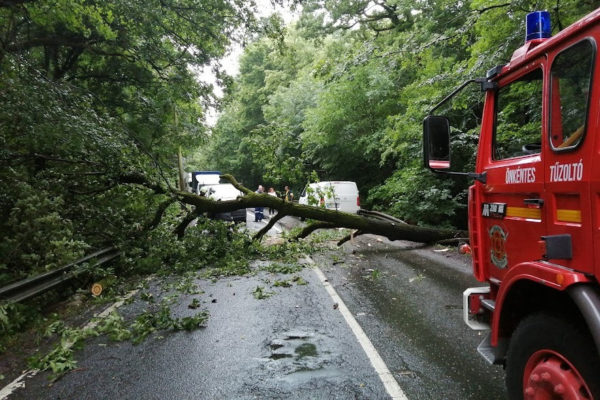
<box><xmin>273</xmin><ymin>280</ymin><xmax>292</xmax><ymax>288</ymax></box>
<box><xmin>409</xmin><ymin>274</ymin><xmax>426</xmax><ymax>283</ymax></box>
<box><xmin>252</xmin><ymin>286</ymin><xmax>273</xmax><ymax>300</ymax></box>
<box><xmin>292</xmin><ymin>276</ymin><xmax>308</xmax><ymax>285</ymax></box>
<box><xmin>188</xmin><ymin>298</ymin><xmax>201</xmax><ymax>309</ymax></box>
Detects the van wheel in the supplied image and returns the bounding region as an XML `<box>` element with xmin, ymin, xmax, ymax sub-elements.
<box><xmin>506</xmin><ymin>313</ymin><xmax>600</xmax><ymax>399</ymax></box>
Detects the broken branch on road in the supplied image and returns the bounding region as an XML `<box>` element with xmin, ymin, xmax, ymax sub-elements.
<box><xmin>125</xmin><ymin>173</ymin><xmax>467</xmax><ymax>244</ymax></box>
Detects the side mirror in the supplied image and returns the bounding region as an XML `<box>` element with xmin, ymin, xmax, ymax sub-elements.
<box><xmin>423</xmin><ymin>115</ymin><xmax>451</xmax><ymax>170</ymax></box>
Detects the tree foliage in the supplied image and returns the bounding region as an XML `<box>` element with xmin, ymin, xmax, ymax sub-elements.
<box><xmin>0</xmin><ymin>0</ymin><xmax>257</xmax><ymax>283</ymax></box>
<box><xmin>3</xmin><ymin>0</ymin><xmax>600</xmax><ymax>285</ymax></box>
<box><xmin>203</xmin><ymin>0</ymin><xmax>600</xmax><ymax>228</ymax></box>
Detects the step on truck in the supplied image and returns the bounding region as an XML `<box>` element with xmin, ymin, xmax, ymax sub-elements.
<box><xmin>423</xmin><ymin>9</ymin><xmax>600</xmax><ymax>399</ymax></box>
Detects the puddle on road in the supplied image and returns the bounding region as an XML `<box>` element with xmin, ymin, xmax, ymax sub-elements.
<box><xmin>294</xmin><ymin>343</ymin><xmax>317</xmax><ymax>359</ymax></box>
<box><xmin>264</xmin><ymin>329</ymin><xmax>334</xmax><ymax>378</ymax></box>
<box><xmin>249</xmin><ymin>328</ymin><xmax>383</xmax><ymax>398</ymax></box>
<box><xmin>267</xmin><ymin>330</ymin><xmax>319</xmax><ymax>361</ymax></box>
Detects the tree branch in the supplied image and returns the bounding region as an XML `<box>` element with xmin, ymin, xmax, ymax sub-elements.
<box><xmin>118</xmin><ymin>172</ymin><xmax>167</xmax><ymax>194</ymax></box>
<box><xmin>294</xmin><ymin>222</ymin><xmax>338</xmax><ymax>240</ymax></box>
<box><xmin>176</xmin><ymin>186</ymin><xmax>465</xmax><ymax>244</ymax></box>
<box><xmin>146</xmin><ymin>198</ymin><xmax>177</xmax><ymax>231</ymax></box>
<box><xmin>68</xmin><ymin>184</ymin><xmax>117</xmax><ymax>196</ymax></box>
<box><xmin>220</xmin><ymin>174</ymin><xmax>253</xmax><ymax>195</ymax></box>
<box><xmin>475</xmin><ymin>3</ymin><xmax>511</xmax><ymax>14</ymax></box>
<box><xmin>173</xmin><ymin>208</ymin><xmax>201</xmax><ymax>239</ymax></box>
<box><xmin>337</xmin><ymin>230</ymin><xmax>364</xmax><ymax>246</ymax></box>
<box><xmin>113</xmin><ymin>173</ymin><xmax>467</xmax><ymax>245</ymax></box>
<box><xmin>253</xmin><ymin>212</ymin><xmax>286</xmax><ymax>241</ymax></box>
<box><xmin>0</xmin><ymin>152</ymin><xmax>104</xmax><ymax>167</ymax></box>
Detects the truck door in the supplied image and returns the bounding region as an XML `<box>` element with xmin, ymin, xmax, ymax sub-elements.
<box><xmin>544</xmin><ymin>39</ymin><xmax>595</xmax><ymax>274</ymax></box>
<box><xmin>478</xmin><ymin>61</ymin><xmax>546</xmax><ymax>278</ymax></box>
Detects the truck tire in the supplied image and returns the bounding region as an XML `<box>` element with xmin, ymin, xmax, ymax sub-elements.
<box><xmin>506</xmin><ymin>313</ymin><xmax>600</xmax><ymax>400</ymax></box>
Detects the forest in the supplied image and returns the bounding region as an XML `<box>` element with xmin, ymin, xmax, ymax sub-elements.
<box><xmin>2</xmin><ymin>0</ymin><xmax>599</xmax><ymax>304</ymax></box>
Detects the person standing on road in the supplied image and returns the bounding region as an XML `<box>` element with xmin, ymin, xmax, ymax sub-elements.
<box><xmin>283</xmin><ymin>185</ymin><xmax>294</xmax><ymax>203</ymax></box>
<box><xmin>255</xmin><ymin>185</ymin><xmax>265</xmax><ymax>222</ymax></box>
<box><xmin>267</xmin><ymin>187</ymin><xmax>277</xmax><ymax>215</ymax></box>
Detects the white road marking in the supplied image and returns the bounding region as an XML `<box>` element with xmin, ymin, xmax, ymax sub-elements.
<box><xmin>268</xmin><ymin>221</ymin><xmax>282</xmax><ymax>234</ymax></box>
<box><xmin>246</xmin><ymin>209</ymin><xmax>282</xmax><ymax>233</ymax></box>
<box><xmin>311</xmin><ymin>259</ymin><xmax>409</xmax><ymax>400</ymax></box>
<box><xmin>0</xmin><ymin>287</ymin><xmax>141</xmax><ymax>399</ymax></box>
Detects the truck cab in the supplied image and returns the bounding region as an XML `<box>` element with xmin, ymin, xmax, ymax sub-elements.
<box><xmin>191</xmin><ymin>171</ymin><xmax>221</xmax><ymax>194</ymax></box>
<box><xmin>424</xmin><ymin>10</ymin><xmax>600</xmax><ymax>399</ymax></box>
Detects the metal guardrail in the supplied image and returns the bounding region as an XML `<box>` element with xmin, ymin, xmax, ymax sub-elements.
<box><xmin>0</xmin><ymin>247</ymin><xmax>120</xmax><ymax>304</ymax></box>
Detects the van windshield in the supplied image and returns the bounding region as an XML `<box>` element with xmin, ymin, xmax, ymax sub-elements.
<box><xmin>202</xmin><ymin>184</ymin><xmax>241</xmax><ymax>200</ymax></box>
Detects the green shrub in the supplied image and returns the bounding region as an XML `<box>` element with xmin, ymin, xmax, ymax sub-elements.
<box><xmin>0</xmin><ymin>179</ymin><xmax>88</xmax><ymax>283</ymax></box>
<box><xmin>367</xmin><ymin>166</ymin><xmax>467</xmax><ymax>228</ymax></box>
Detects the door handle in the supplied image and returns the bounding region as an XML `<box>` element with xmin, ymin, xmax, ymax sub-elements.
<box><xmin>524</xmin><ymin>198</ymin><xmax>544</xmax><ymax>207</ymax></box>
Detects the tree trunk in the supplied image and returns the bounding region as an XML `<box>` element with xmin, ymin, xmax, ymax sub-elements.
<box><xmin>171</xmin><ymin>174</ymin><xmax>467</xmax><ymax>244</ymax></box>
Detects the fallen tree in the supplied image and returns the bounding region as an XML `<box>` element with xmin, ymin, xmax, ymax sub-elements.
<box><xmin>164</xmin><ymin>174</ymin><xmax>467</xmax><ymax>245</ymax></box>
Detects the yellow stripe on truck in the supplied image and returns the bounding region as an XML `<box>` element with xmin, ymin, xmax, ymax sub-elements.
<box><xmin>556</xmin><ymin>209</ymin><xmax>582</xmax><ymax>223</ymax></box>
<box><xmin>506</xmin><ymin>206</ymin><xmax>542</xmax><ymax>220</ymax></box>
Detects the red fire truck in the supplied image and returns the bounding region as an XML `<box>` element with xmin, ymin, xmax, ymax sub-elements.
<box><xmin>423</xmin><ymin>9</ymin><xmax>600</xmax><ymax>399</ymax></box>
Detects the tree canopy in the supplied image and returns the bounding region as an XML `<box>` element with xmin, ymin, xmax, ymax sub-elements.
<box><xmin>3</xmin><ymin>0</ymin><xmax>600</xmax><ymax>284</ymax></box>
<box><xmin>203</xmin><ymin>0</ymin><xmax>600</xmax><ymax>227</ymax></box>
<box><xmin>0</xmin><ymin>0</ymin><xmax>257</xmax><ymax>282</ymax></box>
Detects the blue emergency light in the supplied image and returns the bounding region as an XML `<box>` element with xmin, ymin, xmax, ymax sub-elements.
<box><xmin>526</xmin><ymin>11</ymin><xmax>551</xmax><ymax>42</ymax></box>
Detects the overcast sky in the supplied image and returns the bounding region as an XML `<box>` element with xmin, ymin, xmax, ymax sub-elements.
<box><xmin>198</xmin><ymin>1</ymin><xmax>299</xmax><ymax>125</ymax></box>
<box><xmin>223</xmin><ymin>0</ymin><xmax>299</xmax><ymax>76</ymax></box>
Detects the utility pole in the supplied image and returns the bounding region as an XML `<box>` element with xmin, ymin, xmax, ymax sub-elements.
<box><xmin>177</xmin><ymin>145</ymin><xmax>186</xmax><ymax>191</ymax></box>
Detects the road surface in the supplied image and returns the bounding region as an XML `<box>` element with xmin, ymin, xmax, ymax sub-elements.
<box><xmin>2</xmin><ymin>217</ymin><xmax>507</xmax><ymax>399</ymax></box>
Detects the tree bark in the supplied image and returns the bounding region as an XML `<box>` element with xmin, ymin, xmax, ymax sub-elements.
<box><xmin>170</xmin><ymin>174</ymin><xmax>467</xmax><ymax>244</ymax></box>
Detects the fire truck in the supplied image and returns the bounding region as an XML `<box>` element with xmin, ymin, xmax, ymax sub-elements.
<box><xmin>423</xmin><ymin>10</ymin><xmax>600</xmax><ymax>399</ymax></box>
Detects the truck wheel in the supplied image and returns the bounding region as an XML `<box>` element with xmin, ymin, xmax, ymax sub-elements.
<box><xmin>506</xmin><ymin>313</ymin><xmax>600</xmax><ymax>400</ymax></box>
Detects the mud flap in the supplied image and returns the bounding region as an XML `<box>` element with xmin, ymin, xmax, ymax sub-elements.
<box><xmin>477</xmin><ymin>331</ymin><xmax>507</xmax><ymax>365</ymax></box>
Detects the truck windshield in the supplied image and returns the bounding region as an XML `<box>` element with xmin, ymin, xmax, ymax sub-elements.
<box><xmin>494</xmin><ymin>69</ymin><xmax>543</xmax><ymax>160</ymax></box>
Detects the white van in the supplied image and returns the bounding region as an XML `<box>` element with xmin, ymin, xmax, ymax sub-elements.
<box><xmin>299</xmin><ymin>181</ymin><xmax>360</xmax><ymax>214</ymax></box>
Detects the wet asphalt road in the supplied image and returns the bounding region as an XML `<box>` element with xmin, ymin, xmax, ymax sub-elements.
<box><xmin>4</xmin><ymin>213</ymin><xmax>507</xmax><ymax>399</ymax></box>
<box><xmin>313</xmin><ymin>236</ymin><xmax>507</xmax><ymax>399</ymax></box>
<box><xmin>7</xmin><ymin>259</ymin><xmax>390</xmax><ymax>399</ymax></box>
